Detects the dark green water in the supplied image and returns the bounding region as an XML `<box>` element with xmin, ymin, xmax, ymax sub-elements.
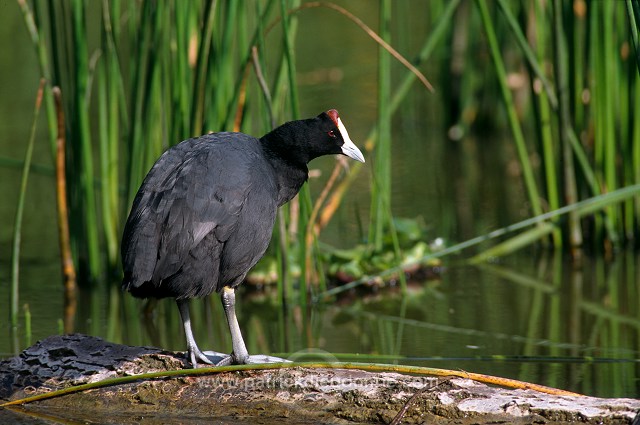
<box><xmin>0</xmin><ymin>4</ymin><xmax>638</xmax><ymax>423</ymax></box>
<box><xmin>2</xmin><ymin>249</ymin><xmax>639</xmax><ymax>401</ymax></box>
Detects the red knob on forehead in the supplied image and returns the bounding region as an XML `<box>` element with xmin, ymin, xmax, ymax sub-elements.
<box><xmin>327</xmin><ymin>109</ymin><xmax>340</xmax><ymax>127</ymax></box>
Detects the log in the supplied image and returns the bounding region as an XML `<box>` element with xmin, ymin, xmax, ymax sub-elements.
<box><xmin>0</xmin><ymin>334</ymin><xmax>638</xmax><ymax>424</ymax></box>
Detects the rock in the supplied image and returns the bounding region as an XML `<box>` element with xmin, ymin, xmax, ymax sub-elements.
<box><xmin>1</xmin><ymin>334</ymin><xmax>638</xmax><ymax>424</ymax></box>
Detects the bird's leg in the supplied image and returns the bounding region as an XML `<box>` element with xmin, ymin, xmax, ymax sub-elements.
<box><xmin>176</xmin><ymin>299</ymin><xmax>213</xmax><ymax>368</ymax></box>
<box><xmin>219</xmin><ymin>286</ymin><xmax>249</xmax><ymax>365</ymax></box>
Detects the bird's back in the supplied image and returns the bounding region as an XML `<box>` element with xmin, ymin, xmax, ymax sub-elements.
<box><xmin>121</xmin><ymin>133</ymin><xmax>279</xmax><ymax>299</ymax></box>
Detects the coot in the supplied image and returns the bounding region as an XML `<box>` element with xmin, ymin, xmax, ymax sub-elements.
<box><xmin>121</xmin><ymin>110</ymin><xmax>364</xmax><ymax>367</ymax></box>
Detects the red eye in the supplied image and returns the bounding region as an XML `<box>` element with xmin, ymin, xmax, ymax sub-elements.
<box><xmin>328</xmin><ymin>130</ymin><xmax>337</xmax><ymax>138</ymax></box>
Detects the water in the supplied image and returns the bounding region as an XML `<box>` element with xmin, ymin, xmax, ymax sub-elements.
<box><xmin>2</xmin><ymin>250</ymin><xmax>638</xmax><ymax>400</ymax></box>
<box><xmin>0</xmin><ymin>2</ymin><xmax>638</xmax><ymax>422</ymax></box>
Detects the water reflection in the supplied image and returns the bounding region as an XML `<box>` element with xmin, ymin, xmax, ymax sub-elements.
<box><xmin>2</xmin><ymin>251</ymin><xmax>638</xmax><ymax>399</ymax></box>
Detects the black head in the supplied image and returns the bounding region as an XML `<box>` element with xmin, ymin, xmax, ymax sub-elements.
<box><xmin>261</xmin><ymin>110</ymin><xmax>365</xmax><ymax>166</ymax></box>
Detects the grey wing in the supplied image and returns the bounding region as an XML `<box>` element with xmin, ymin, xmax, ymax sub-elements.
<box><xmin>121</xmin><ymin>137</ymin><xmax>258</xmax><ymax>297</ymax></box>
<box><xmin>121</xmin><ymin>142</ymin><xmax>193</xmax><ymax>288</ymax></box>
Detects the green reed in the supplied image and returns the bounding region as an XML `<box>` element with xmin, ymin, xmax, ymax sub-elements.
<box><xmin>18</xmin><ymin>0</ymin><xmax>57</xmax><ymax>157</ymax></box>
<box><xmin>370</xmin><ymin>0</ymin><xmax>392</xmax><ymax>252</ymax></box>
<box><xmin>531</xmin><ymin>0</ymin><xmax>561</xmax><ymax>247</ymax></box>
<box><xmin>14</xmin><ymin>0</ymin><xmax>640</xmax><ymax>303</ymax></box>
<box><xmin>97</xmin><ymin>0</ymin><xmax>122</xmax><ymax>265</ymax></box>
<box><xmin>551</xmin><ymin>0</ymin><xmax>582</xmax><ymax>248</ymax></box>
<box><xmin>10</xmin><ymin>81</ymin><xmax>45</xmax><ymax>328</ymax></box>
<box><xmin>471</xmin><ymin>0</ymin><xmax>639</xmax><ymax>255</ymax></box>
<box><xmin>16</xmin><ymin>1</ymin><xmax>275</xmax><ymax>285</ymax></box>
<box><xmin>478</xmin><ymin>0</ymin><xmax>543</xmax><ymax>219</ymax></box>
<box><xmin>368</xmin><ymin>0</ymin><xmax>406</xmax><ymax>293</ymax></box>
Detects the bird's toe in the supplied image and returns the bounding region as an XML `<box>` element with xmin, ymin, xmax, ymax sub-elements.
<box><xmin>214</xmin><ymin>352</ymin><xmax>250</xmax><ymax>366</ymax></box>
<box><xmin>187</xmin><ymin>348</ymin><xmax>215</xmax><ymax>368</ymax></box>
<box><xmin>246</xmin><ymin>354</ymin><xmax>291</xmax><ymax>364</ymax></box>
<box><xmin>214</xmin><ymin>354</ymin><xmax>291</xmax><ymax>366</ymax></box>
<box><xmin>214</xmin><ymin>355</ymin><xmax>233</xmax><ymax>366</ymax></box>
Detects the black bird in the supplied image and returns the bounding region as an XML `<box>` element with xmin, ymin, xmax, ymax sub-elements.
<box><xmin>121</xmin><ymin>110</ymin><xmax>365</xmax><ymax>367</ymax></box>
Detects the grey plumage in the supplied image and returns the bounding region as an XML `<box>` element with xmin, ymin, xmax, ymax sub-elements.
<box><xmin>120</xmin><ymin>110</ymin><xmax>364</xmax><ymax>367</ymax></box>
<box><xmin>122</xmin><ymin>133</ymin><xmax>279</xmax><ymax>299</ymax></box>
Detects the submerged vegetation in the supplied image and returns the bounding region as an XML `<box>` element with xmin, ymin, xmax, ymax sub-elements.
<box><xmin>8</xmin><ymin>0</ymin><xmax>640</xmax><ymax>308</ymax></box>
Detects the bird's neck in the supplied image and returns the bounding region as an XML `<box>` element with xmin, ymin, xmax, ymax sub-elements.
<box><xmin>259</xmin><ymin>134</ymin><xmax>309</xmax><ymax>207</ymax></box>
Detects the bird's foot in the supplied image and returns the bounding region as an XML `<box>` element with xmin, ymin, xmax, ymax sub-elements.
<box><xmin>245</xmin><ymin>354</ymin><xmax>292</xmax><ymax>364</ymax></box>
<box><xmin>187</xmin><ymin>346</ymin><xmax>215</xmax><ymax>368</ymax></box>
<box><xmin>214</xmin><ymin>353</ymin><xmax>291</xmax><ymax>366</ymax></box>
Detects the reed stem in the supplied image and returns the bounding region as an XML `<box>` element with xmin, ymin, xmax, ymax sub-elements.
<box><xmin>552</xmin><ymin>0</ymin><xmax>582</xmax><ymax>250</ymax></box>
<box><xmin>11</xmin><ymin>80</ymin><xmax>45</xmax><ymax>328</ymax></box>
<box><xmin>476</xmin><ymin>0</ymin><xmax>542</xmax><ymax>218</ymax></box>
